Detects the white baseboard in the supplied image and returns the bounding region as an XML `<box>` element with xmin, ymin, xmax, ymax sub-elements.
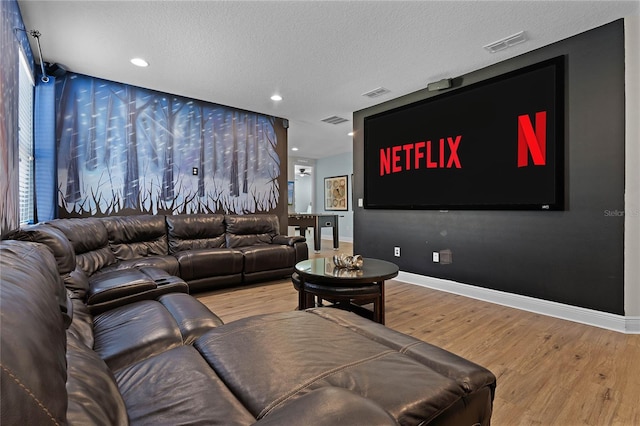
<box><xmin>627</xmin><ymin>317</ymin><xmax>640</xmax><ymax>333</ymax></box>
<box><xmin>397</xmin><ymin>271</ymin><xmax>640</xmax><ymax>334</ymax></box>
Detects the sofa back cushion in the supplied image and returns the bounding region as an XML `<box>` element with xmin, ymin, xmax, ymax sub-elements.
<box><xmin>101</xmin><ymin>215</ymin><xmax>168</xmax><ymax>260</ymax></box>
<box><xmin>166</xmin><ymin>214</ymin><xmax>226</xmax><ymax>253</ymax></box>
<box><xmin>5</xmin><ymin>223</ymin><xmax>77</xmax><ymax>275</ymax></box>
<box><xmin>5</xmin><ymin>223</ymin><xmax>91</xmax><ymax>298</ymax></box>
<box><xmin>47</xmin><ymin>218</ymin><xmax>116</xmax><ymax>276</ymax></box>
<box><xmin>0</xmin><ymin>241</ymin><xmax>68</xmax><ymax>425</ymax></box>
<box><xmin>224</xmin><ymin>214</ymin><xmax>279</xmax><ymax>248</ymax></box>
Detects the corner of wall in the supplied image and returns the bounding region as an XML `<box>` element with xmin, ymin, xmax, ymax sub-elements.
<box><xmin>624</xmin><ymin>16</ymin><xmax>640</xmax><ymax>316</ymax></box>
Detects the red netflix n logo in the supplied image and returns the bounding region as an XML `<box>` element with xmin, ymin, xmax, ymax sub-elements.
<box><xmin>517</xmin><ymin>111</ymin><xmax>547</xmax><ymax>167</ymax></box>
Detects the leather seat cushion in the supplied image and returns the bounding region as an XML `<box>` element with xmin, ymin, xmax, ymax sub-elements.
<box><xmin>173</xmin><ymin>248</ymin><xmax>243</xmax><ymax>281</ymax></box>
<box><xmin>114</xmin><ymin>346</ymin><xmax>256</xmax><ymax>426</ymax></box>
<box><xmin>240</xmin><ymin>245</ymin><xmax>295</xmax><ymax>273</ymax></box>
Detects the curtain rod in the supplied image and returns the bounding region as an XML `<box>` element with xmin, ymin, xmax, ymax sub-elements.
<box><xmin>14</xmin><ymin>27</ymin><xmax>49</xmax><ymax>83</ymax></box>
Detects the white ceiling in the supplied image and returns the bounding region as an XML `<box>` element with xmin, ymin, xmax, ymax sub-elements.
<box><xmin>18</xmin><ymin>0</ymin><xmax>639</xmax><ymax>160</ymax></box>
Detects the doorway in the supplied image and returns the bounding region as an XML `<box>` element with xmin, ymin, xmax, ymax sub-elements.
<box><xmin>294</xmin><ymin>165</ymin><xmax>313</xmax><ymax>213</ymax></box>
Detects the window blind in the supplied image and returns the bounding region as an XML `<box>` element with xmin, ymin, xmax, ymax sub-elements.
<box><xmin>18</xmin><ymin>48</ymin><xmax>35</xmax><ymax>225</ymax></box>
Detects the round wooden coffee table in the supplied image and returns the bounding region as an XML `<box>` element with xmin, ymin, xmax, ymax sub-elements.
<box><xmin>293</xmin><ymin>258</ymin><xmax>399</xmax><ymax>324</ymax></box>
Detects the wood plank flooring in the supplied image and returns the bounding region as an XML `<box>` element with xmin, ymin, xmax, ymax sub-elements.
<box><xmin>196</xmin><ymin>239</ymin><xmax>640</xmax><ymax>425</ymax></box>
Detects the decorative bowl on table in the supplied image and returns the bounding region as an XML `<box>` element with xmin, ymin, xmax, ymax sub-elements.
<box><xmin>332</xmin><ymin>254</ymin><xmax>364</xmax><ymax>270</ymax></box>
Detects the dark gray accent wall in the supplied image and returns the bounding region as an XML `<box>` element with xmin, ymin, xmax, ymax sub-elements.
<box><xmin>353</xmin><ymin>20</ymin><xmax>625</xmax><ymax>315</ymax></box>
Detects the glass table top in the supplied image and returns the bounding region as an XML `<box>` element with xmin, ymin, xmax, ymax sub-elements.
<box><xmin>295</xmin><ymin>257</ymin><xmax>399</xmax><ymax>285</ymax></box>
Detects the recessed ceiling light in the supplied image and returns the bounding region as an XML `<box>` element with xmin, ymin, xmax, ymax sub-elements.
<box><xmin>291</xmin><ymin>147</ymin><xmax>299</xmax><ymax>151</ymax></box>
<box><xmin>271</xmin><ymin>94</ymin><xmax>283</xmax><ymax>101</ymax></box>
<box><xmin>130</xmin><ymin>57</ymin><xmax>149</xmax><ymax>67</ymax></box>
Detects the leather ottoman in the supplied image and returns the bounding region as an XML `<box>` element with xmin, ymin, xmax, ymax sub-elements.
<box><xmin>194</xmin><ymin>308</ymin><xmax>496</xmax><ymax>425</ymax></box>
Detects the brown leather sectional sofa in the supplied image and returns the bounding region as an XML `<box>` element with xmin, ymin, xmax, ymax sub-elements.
<box><xmin>1</xmin><ymin>214</ymin><xmax>497</xmax><ymax>425</ymax></box>
<box><xmin>8</xmin><ymin>213</ymin><xmax>308</xmax><ymax>313</ymax></box>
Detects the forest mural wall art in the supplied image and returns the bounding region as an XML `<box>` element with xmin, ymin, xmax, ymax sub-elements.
<box><xmin>56</xmin><ymin>72</ymin><xmax>286</xmax><ymax>218</ymax></box>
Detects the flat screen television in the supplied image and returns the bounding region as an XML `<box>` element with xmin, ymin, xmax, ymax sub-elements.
<box><xmin>363</xmin><ymin>56</ymin><xmax>564</xmax><ymax>210</ymax></box>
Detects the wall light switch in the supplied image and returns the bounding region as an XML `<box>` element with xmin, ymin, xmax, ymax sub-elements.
<box><xmin>358</xmin><ymin>198</ymin><xmax>363</xmax><ymax>207</ymax></box>
<box><xmin>432</xmin><ymin>251</ymin><xmax>440</xmax><ymax>263</ymax></box>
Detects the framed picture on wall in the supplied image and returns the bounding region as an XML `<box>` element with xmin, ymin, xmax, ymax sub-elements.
<box><xmin>324</xmin><ymin>175</ymin><xmax>348</xmax><ymax>211</ymax></box>
<box><xmin>287</xmin><ymin>181</ymin><xmax>294</xmax><ymax>205</ymax></box>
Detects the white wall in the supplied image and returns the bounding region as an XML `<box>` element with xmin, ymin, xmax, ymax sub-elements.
<box><xmin>625</xmin><ymin>16</ymin><xmax>640</xmax><ymax>319</ymax></box>
<box><xmin>288</xmin><ymin>156</ymin><xmax>316</xmax><ymax>215</ymax></box>
<box><xmin>294</xmin><ymin>173</ymin><xmax>313</xmax><ymax>213</ymax></box>
<box><xmin>315</xmin><ymin>152</ymin><xmax>353</xmax><ymax>242</ymax></box>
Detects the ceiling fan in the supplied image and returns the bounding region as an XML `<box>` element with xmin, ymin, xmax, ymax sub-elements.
<box><xmin>297</xmin><ymin>168</ymin><xmax>311</xmax><ymax>177</ymax></box>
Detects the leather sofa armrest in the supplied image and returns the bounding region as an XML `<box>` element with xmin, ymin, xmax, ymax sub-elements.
<box><xmin>253</xmin><ymin>387</ymin><xmax>397</xmax><ymax>426</ymax></box>
<box><xmin>88</xmin><ymin>270</ymin><xmax>156</xmax><ymax>306</ymax></box>
<box><xmin>272</xmin><ymin>235</ymin><xmax>306</xmax><ymax>246</ymax></box>
<box><xmin>158</xmin><ymin>293</ymin><xmax>224</xmax><ymax>344</ymax></box>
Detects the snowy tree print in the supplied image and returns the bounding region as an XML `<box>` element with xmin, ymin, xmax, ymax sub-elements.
<box><xmin>55</xmin><ymin>73</ymin><xmax>281</xmax><ymax>216</ymax></box>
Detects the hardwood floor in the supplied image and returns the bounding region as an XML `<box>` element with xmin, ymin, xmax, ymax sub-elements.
<box><xmin>196</xmin><ymin>239</ymin><xmax>640</xmax><ymax>425</ymax></box>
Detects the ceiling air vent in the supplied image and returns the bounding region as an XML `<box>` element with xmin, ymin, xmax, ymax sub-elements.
<box><xmin>483</xmin><ymin>31</ymin><xmax>527</xmax><ymax>53</ymax></box>
<box><xmin>321</xmin><ymin>115</ymin><xmax>349</xmax><ymax>125</ymax></box>
<box><xmin>362</xmin><ymin>87</ymin><xmax>390</xmax><ymax>98</ymax></box>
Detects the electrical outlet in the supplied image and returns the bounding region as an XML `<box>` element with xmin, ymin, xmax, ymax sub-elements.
<box><xmin>394</xmin><ymin>247</ymin><xmax>401</xmax><ymax>257</ymax></box>
<box><xmin>439</xmin><ymin>249</ymin><xmax>452</xmax><ymax>264</ymax></box>
<box><xmin>432</xmin><ymin>251</ymin><xmax>440</xmax><ymax>263</ymax></box>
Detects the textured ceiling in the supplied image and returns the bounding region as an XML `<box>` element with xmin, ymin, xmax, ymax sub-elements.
<box><xmin>17</xmin><ymin>0</ymin><xmax>639</xmax><ymax>160</ymax></box>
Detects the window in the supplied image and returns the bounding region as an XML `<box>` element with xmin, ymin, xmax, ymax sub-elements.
<box><xmin>18</xmin><ymin>48</ymin><xmax>34</xmax><ymax>224</ymax></box>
